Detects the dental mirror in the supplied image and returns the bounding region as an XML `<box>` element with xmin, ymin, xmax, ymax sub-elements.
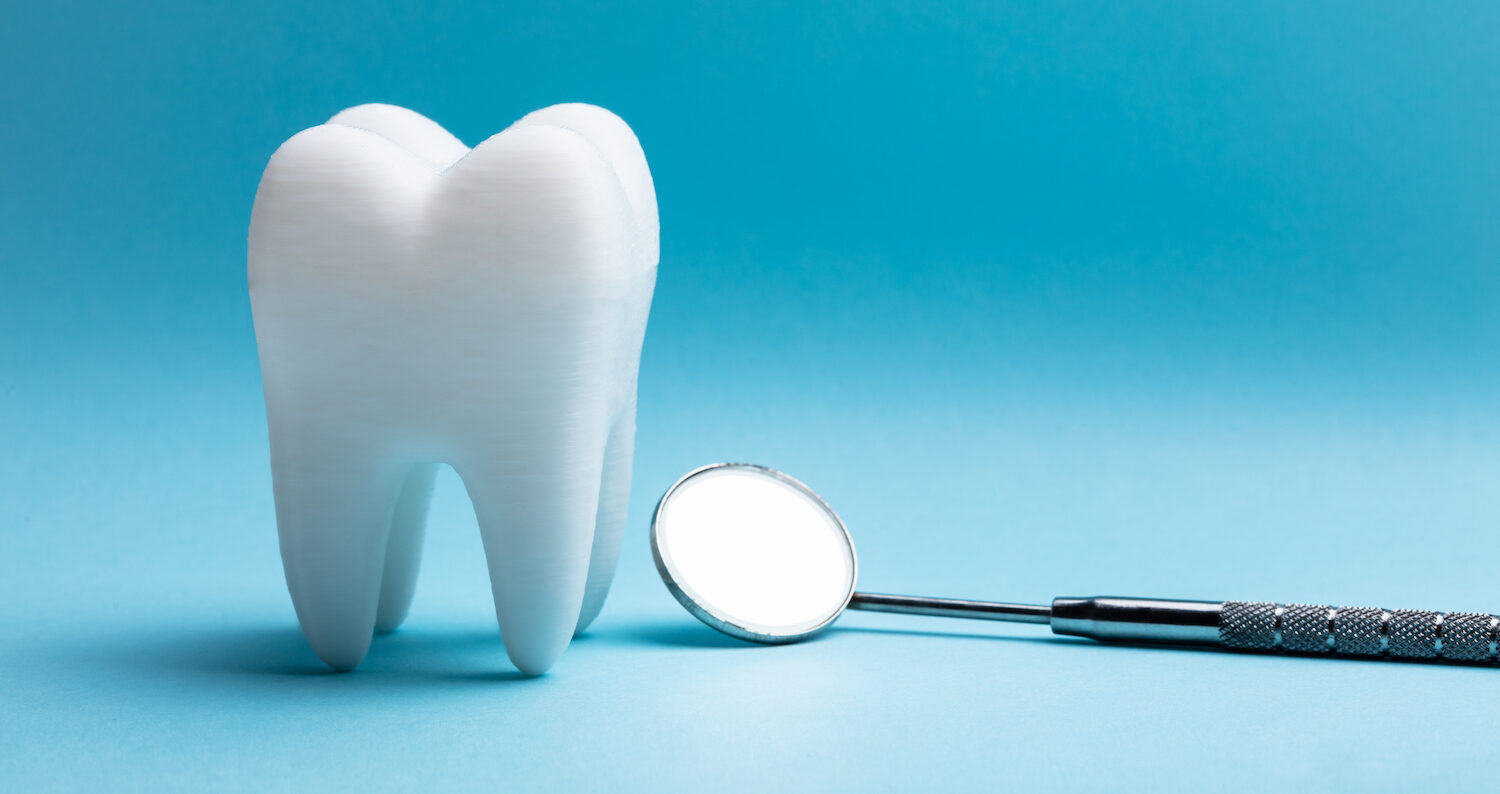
<box><xmin>651</xmin><ymin>462</ymin><xmax>1500</xmax><ymax>666</ymax></box>
<box><xmin>650</xmin><ymin>463</ymin><xmax>856</xmax><ymax>642</ymax></box>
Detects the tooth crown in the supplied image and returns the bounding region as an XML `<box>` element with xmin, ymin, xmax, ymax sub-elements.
<box><xmin>249</xmin><ymin>104</ymin><xmax>657</xmax><ymax>675</ymax></box>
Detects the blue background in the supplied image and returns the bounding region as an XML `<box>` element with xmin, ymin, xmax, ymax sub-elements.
<box><xmin>3</xmin><ymin>1</ymin><xmax>1497</xmax><ymax>790</ymax></box>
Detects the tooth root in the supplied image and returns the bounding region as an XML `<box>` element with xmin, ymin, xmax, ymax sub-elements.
<box><xmin>457</xmin><ymin>438</ymin><xmax>606</xmax><ymax>676</ymax></box>
<box><xmin>575</xmin><ymin>407</ymin><xmax>636</xmax><ymax>634</ymax></box>
<box><xmin>270</xmin><ymin>435</ymin><xmax>405</xmax><ymax>671</ymax></box>
<box><xmin>374</xmin><ymin>463</ymin><xmax>439</xmax><ymax>633</ymax></box>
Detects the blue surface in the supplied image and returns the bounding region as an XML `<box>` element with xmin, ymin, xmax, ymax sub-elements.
<box><xmin>3</xmin><ymin>1</ymin><xmax>1498</xmax><ymax>790</ymax></box>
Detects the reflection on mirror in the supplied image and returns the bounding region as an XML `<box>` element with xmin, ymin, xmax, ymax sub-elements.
<box><xmin>651</xmin><ymin>464</ymin><xmax>858</xmax><ymax>642</ymax></box>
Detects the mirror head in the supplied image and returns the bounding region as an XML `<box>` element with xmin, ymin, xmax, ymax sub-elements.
<box><xmin>650</xmin><ymin>463</ymin><xmax>858</xmax><ymax>643</ymax></box>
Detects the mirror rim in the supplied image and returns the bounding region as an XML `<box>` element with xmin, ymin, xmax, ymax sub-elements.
<box><xmin>650</xmin><ymin>462</ymin><xmax>859</xmax><ymax>644</ymax></box>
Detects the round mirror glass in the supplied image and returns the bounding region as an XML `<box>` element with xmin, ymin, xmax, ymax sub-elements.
<box><xmin>651</xmin><ymin>464</ymin><xmax>858</xmax><ymax>643</ymax></box>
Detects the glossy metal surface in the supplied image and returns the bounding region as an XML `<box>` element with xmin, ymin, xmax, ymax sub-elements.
<box><xmin>651</xmin><ymin>463</ymin><xmax>858</xmax><ymax>644</ymax></box>
<box><xmin>653</xmin><ymin>463</ymin><xmax>1500</xmax><ymax>665</ymax></box>
<box><xmin>847</xmin><ymin>592</ymin><xmax>1051</xmax><ymax>624</ymax></box>
<box><xmin>1219</xmin><ymin>601</ymin><xmax>1500</xmax><ymax>661</ymax></box>
<box><xmin>1050</xmin><ymin>597</ymin><xmax>1222</xmax><ymax>644</ymax></box>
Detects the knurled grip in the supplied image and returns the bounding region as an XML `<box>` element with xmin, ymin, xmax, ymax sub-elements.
<box><xmin>1219</xmin><ymin>601</ymin><xmax>1500</xmax><ymax>662</ymax></box>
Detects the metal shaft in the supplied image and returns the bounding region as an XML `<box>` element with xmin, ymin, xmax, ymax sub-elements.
<box><xmin>1049</xmin><ymin>596</ymin><xmax>1221</xmax><ymax>643</ymax></box>
<box><xmin>847</xmin><ymin>592</ymin><xmax>1500</xmax><ymax>664</ymax></box>
<box><xmin>847</xmin><ymin>592</ymin><xmax>1051</xmax><ymax>624</ymax></box>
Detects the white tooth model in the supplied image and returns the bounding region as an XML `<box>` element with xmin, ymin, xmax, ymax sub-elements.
<box><xmin>248</xmin><ymin>103</ymin><xmax>658</xmax><ymax>675</ymax></box>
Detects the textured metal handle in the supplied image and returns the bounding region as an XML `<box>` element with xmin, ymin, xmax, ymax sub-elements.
<box><xmin>1219</xmin><ymin>601</ymin><xmax>1500</xmax><ymax>662</ymax></box>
